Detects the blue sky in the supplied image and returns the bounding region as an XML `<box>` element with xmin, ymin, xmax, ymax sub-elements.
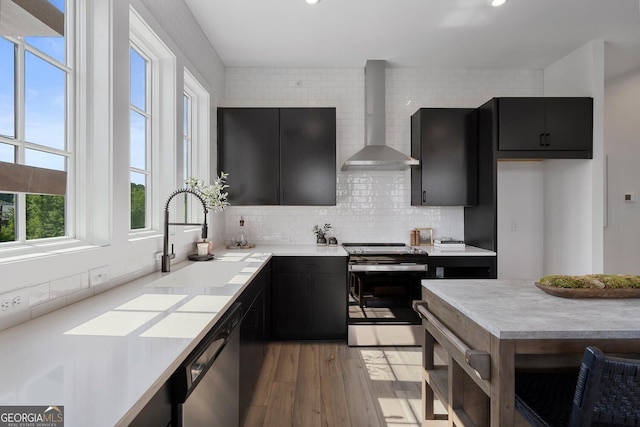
<box><xmin>0</xmin><ymin>0</ymin><xmax>66</xmax><ymax>172</ymax></box>
<box><xmin>1</xmin><ymin>0</ymin><xmax>161</xmax><ymax>188</ymax></box>
<box><xmin>130</xmin><ymin>47</ymin><xmax>147</xmax><ymax>186</ymax></box>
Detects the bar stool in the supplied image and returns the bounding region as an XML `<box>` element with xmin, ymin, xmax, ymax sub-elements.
<box><xmin>515</xmin><ymin>346</ymin><xmax>640</xmax><ymax>426</ymax></box>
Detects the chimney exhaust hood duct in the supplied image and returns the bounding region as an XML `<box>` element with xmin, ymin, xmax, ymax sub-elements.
<box><xmin>341</xmin><ymin>60</ymin><xmax>419</xmax><ymax>171</ymax></box>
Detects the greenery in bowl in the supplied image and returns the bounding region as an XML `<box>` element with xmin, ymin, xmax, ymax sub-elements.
<box><xmin>313</xmin><ymin>223</ymin><xmax>332</xmax><ymax>238</ymax></box>
<box><xmin>538</xmin><ymin>274</ymin><xmax>640</xmax><ymax>289</ymax></box>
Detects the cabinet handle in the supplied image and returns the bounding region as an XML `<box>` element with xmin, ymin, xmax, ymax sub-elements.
<box><xmin>422</xmin><ymin>191</ymin><xmax>426</xmax><ymax>203</ymax></box>
<box><xmin>546</xmin><ymin>133</ymin><xmax>551</xmax><ymax>147</ymax></box>
<box><xmin>413</xmin><ymin>301</ymin><xmax>491</xmax><ymax>380</ymax></box>
<box><xmin>539</xmin><ymin>133</ymin><xmax>545</xmax><ymax>147</ymax></box>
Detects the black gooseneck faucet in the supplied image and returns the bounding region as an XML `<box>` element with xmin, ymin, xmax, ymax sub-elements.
<box><xmin>162</xmin><ymin>188</ymin><xmax>209</xmax><ymax>272</ymax></box>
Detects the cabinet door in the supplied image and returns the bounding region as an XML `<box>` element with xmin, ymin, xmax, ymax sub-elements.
<box><xmin>280</xmin><ymin>108</ymin><xmax>336</xmax><ymax>205</ymax></box>
<box><xmin>411</xmin><ymin>108</ymin><xmax>477</xmax><ymax>206</ymax></box>
<box><xmin>497</xmin><ymin>98</ymin><xmax>545</xmax><ymax>151</ymax></box>
<box><xmin>218</xmin><ymin>108</ymin><xmax>280</xmax><ymax>205</ymax></box>
<box><xmin>271</xmin><ymin>271</ymin><xmax>310</xmax><ymax>339</ymax></box>
<box><xmin>544</xmin><ymin>98</ymin><xmax>593</xmax><ymax>151</ymax></box>
<box><xmin>310</xmin><ymin>272</ymin><xmax>347</xmax><ymax>339</ymax></box>
<box><xmin>240</xmin><ymin>288</ymin><xmax>264</xmax><ymax>425</ymax></box>
<box><xmin>428</xmin><ymin>256</ymin><xmax>497</xmax><ymax>279</ymax></box>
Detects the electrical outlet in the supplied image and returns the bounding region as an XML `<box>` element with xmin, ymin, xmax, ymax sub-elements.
<box><xmin>0</xmin><ymin>289</ymin><xmax>28</xmax><ymax>314</ymax></box>
<box><xmin>89</xmin><ymin>266</ymin><xmax>111</xmax><ymax>287</ymax></box>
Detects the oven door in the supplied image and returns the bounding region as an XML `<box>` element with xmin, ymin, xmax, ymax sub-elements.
<box><xmin>348</xmin><ymin>264</ymin><xmax>427</xmax><ymax>313</ymax></box>
<box><xmin>347</xmin><ymin>264</ymin><xmax>427</xmax><ymax>346</ymax></box>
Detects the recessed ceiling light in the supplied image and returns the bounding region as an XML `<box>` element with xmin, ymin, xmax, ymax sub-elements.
<box><xmin>491</xmin><ymin>0</ymin><xmax>508</xmax><ymax>6</ymax></box>
<box><xmin>305</xmin><ymin>0</ymin><xmax>320</xmax><ymax>4</ymax></box>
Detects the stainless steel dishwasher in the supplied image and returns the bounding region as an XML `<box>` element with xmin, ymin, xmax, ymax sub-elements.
<box><xmin>172</xmin><ymin>302</ymin><xmax>242</xmax><ymax>427</ymax></box>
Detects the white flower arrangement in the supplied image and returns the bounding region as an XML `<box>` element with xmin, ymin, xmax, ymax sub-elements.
<box><xmin>185</xmin><ymin>172</ymin><xmax>230</xmax><ymax>212</ymax></box>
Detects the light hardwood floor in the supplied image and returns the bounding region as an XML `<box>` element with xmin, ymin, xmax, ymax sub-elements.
<box><xmin>242</xmin><ymin>341</ymin><xmax>427</xmax><ymax>427</ymax></box>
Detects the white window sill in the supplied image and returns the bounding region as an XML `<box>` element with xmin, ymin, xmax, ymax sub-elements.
<box><xmin>128</xmin><ymin>227</ymin><xmax>201</xmax><ymax>243</ymax></box>
<box><xmin>0</xmin><ymin>238</ymin><xmax>102</xmax><ymax>265</ymax></box>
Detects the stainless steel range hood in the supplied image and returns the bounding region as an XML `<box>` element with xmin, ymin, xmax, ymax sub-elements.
<box><xmin>341</xmin><ymin>60</ymin><xmax>419</xmax><ymax>171</ymax></box>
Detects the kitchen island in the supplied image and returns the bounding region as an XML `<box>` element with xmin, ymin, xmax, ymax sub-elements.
<box><xmin>417</xmin><ymin>279</ymin><xmax>640</xmax><ymax>426</ymax></box>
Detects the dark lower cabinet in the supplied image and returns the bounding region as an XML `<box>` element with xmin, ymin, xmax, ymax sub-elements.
<box><xmin>239</xmin><ymin>263</ymin><xmax>270</xmax><ymax>425</ymax></box>
<box><xmin>271</xmin><ymin>256</ymin><xmax>347</xmax><ymax>340</ymax></box>
<box><xmin>428</xmin><ymin>256</ymin><xmax>497</xmax><ymax>279</ymax></box>
<box><xmin>129</xmin><ymin>380</ymin><xmax>172</xmax><ymax>427</ymax></box>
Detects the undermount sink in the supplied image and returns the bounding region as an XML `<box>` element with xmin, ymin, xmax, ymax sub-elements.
<box><xmin>145</xmin><ymin>261</ymin><xmax>252</xmax><ymax>288</ymax></box>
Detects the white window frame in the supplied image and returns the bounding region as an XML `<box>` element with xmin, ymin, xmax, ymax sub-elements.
<box><xmin>128</xmin><ymin>42</ymin><xmax>152</xmax><ymax>231</ymax></box>
<box><xmin>128</xmin><ymin>7</ymin><xmax>176</xmax><ymax>239</ymax></box>
<box><xmin>0</xmin><ymin>0</ymin><xmax>76</xmax><ymax>250</ymax></box>
<box><xmin>182</xmin><ymin>68</ymin><xmax>210</xmax><ymax>223</ymax></box>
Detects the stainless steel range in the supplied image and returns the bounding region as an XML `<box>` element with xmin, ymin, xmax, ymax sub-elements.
<box><xmin>343</xmin><ymin>243</ymin><xmax>428</xmax><ymax>346</ymax></box>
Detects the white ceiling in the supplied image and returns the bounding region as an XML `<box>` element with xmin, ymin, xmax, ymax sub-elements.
<box><xmin>184</xmin><ymin>0</ymin><xmax>640</xmax><ymax>81</ymax></box>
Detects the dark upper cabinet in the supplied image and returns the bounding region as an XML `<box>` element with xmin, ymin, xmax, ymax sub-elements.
<box><xmin>218</xmin><ymin>107</ymin><xmax>336</xmax><ymax>206</ymax></box>
<box><xmin>280</xmin><ymin>108</ymin><xmax>336</xmax><ymax>205</ymax></box>
<box><xmin>463</xmin><ymin>96</ymin><xmax>594</xmax><ymax>254</ymax></box>
<box><xmin>497</xmin><ymin>97</ymin><xmax>593</xmax><ymax>158</ymax></box>
<box><xmin>411</xmin><ymin>108</ymin><xmax>478</xmax><ymax>207</ymax></box>
<box><xmin>218</xmin><ymin>108</ymin><xmax>280</xmax><ymax>205</ymax></box>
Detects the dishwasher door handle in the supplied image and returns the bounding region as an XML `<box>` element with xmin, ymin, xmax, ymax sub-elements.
<box><xmin>190</xmin><ymin>337</ymin><xmax>227</xmax><ymax>384</ymax></box>
<box><xmin>178</xmin><ymin>302</ymin><xmax>243</xmax><ymax>395</ymax></box>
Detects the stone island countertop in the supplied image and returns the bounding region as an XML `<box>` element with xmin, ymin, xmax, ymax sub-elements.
<box><xmin>422</xmin><ymin>279</ymin><xmax>640</xmax><ymax>340</ymax></box>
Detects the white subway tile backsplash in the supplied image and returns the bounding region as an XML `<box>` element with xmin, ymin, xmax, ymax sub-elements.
<box><xmin>50</xmin><ymin>274</ymin><xmax>84</xmax><ymax>299</ymax></box>
<box><xmin>30</xmin><ymin>296</ymin><xmax>67</xmax><ymax>320</ymax></box>
<box><xmin>29</xmin><ymin>283</ymin><xmax>50</xmax><ymax>307</ymax></box>
<box><xmin>222</xmin><ymin>66</ymin><xmax>543</xmax><ymax>245</ymax></box>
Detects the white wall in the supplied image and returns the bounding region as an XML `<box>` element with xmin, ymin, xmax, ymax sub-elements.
<box><xmin>0</xmin><ymin>0</ymin><xmax>225</xmax><ymax>330</ymax></box>
<box><xmin>222</xmin><ymin>68</ymin><xmax>543</xmax><ymax>245</ymax></box>
<box><xmin>604</xmin><ymin>68</ymin><xmax>640</xmax><ymax>273</ymax></box>
<box><xmin>497</xmin><ymin>161</ymin><xmax>544</xmax><ymax>280</ymax></box>
<box><xmin>542</xmin><ymin>40</ymin><xmax>605</xmax><ymax>275</ymax></box>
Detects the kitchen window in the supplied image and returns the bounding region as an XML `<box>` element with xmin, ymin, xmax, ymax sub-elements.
<box><xmin>128</xmin><ymin>8</ymin><xmax>176</xmax><ymax>236</ymax></box>
<box><xmin>182</xmin><ymin>69</ymin><xmax>210</xmax><ymax>223</ymax></box>
<box><xmin>0</xmin><ymin>0</ymin><xmax>71</xmax><ymax>244</ymax></box>
<box><xmin>129</xmin><ymin>44</ymin><xmax>150</xmax><ymax>230</ymax></box>
<box><xmin>182</xmin><ymin>91</ymin><xmax>193</xmax><ymax>222</ymax></box>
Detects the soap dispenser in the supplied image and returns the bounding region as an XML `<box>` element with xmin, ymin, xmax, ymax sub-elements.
<box><xmin>236</xmin><ymin>217</ymin><xmax>247</xmax><ymax>247</ymax></box>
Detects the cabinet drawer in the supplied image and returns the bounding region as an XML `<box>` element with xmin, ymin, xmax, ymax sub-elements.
<box><xmin>276</xmin><ymin>256</ymin><xmax>346</xmax><ymax>274</ymax></box>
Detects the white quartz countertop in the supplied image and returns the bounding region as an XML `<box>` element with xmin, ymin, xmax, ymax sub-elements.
<box><xmin>221</xmin><ymin>244</ymin><xmax>347</xmax><ymax>256</ymax></box>
<box><xmin>221</xmin><ymin>243</ymin><xmax>493</xmax><ymax>257</ymax></box>
<box><xmin>0</xmin><ymin>251</ymin><xmax>273</xmax><ymax>427</ymax></box>
<box><xmin>421</xmin><ymin>245</ymin><xmax>496</xmax><ymax>256</ymax></box>
<box><xmin>422</xmin><ymin>279</ymin><xmax>640</xmax><ymax>340</ymax></box>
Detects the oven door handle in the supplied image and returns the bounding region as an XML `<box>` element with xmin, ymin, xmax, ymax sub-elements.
<box><xmin>348</xmin><ymin>264</ymin><xmax>428</xmax><ymax>272</ymax></box>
